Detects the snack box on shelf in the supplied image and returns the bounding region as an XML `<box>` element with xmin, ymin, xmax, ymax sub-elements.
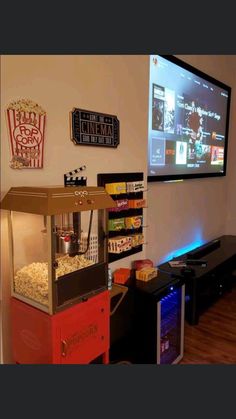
<box><xmin>108</xmin><ymin>236</ymin><xmax>132</xmax><ymax>254</ymax></box>
<box><xmin>108</xmin><ymin>199</ymin><xmax>129</xmax><ymax>212</ymax></box>
<box><xmin>125</xmin><ymin>215</ymin><xmax>143</xmax><ymax>230</ymax></box>
<box><xmin>130</xmin><ymin>233</ymin><xmax>144</xmax><ymax>247</ymax></box>
<box><xmin>105</xmin><ymin>182</ymin><xmax>126</xmax><ymax>195</ymax></box>
<box><xmin>108</xmin><ymin>218</ymin><xmax>125</xmax><ymax>231</ymax></box>
<box><xmin>128</xmin><ymin>198</ymin><xmax>146</xmax><ymax>209</ymax></box>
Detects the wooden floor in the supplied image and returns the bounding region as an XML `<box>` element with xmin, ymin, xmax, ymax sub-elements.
<box><xmin>180</xmin><ymin>287</ymin><xmax>236</xmax><ymax>364</ymax></box>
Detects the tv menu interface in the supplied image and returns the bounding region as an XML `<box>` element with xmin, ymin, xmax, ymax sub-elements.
<box><xmin>148</xmin><ymin>55</ymin><xmax>230</xmax><ymax>179</ymax></box>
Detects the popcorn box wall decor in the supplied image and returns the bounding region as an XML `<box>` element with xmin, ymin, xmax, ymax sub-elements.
<box><xmin>6</xmin><ymin>99</ymin><xmax>46</xmax><ymax>169</ymax></box>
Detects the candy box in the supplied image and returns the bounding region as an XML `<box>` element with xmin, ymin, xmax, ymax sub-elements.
<box><xmin>128</xmin><ymin>199</ymin><xmax>146</xmax><ymax>209</ymax></box>
<box><xmin>108</xmin><ymin>218</ymin><xmax>125</xmax><ymax>231</ymax></box>
<box><xmin>108</xmin><ymin>236</ymin><xmax>132</xmax><ymax>253</ymax></box>
<box><xmin>125</xmin><ymin>216</ymin><xmax>143</xmax><ymax>230</ymax></box>
<box><xmin>130</xmin><ymin>233</ymin><xmax>144</xmax><ymax>247</ymax></box>
<box><xmin>108</xmin><ymin>199</ymin><xmax>129</xmax><ymax>212</ymax></box>
<box><xmin>133</xmin><ymin>259</ymin><xmax>154</xmax><ymax>270</ymax></box>
<box><xmin>135</xmin><ymin>267</ymin><xmax>158</xmax><ymax>282</ymax></box>
<box><xmin>105</xmin><ymin>182</ymin><xmax>126</xmax><ymax>195</ymax></box>
<box><xmin>113</xmin><ymin>268</ymin><xmax>131</xmax><ymax>284</ymax></box>
<box><xmin>126</xmin><ymin>181</ymin><xmax>144</xmax><ymax>193</ymax></box>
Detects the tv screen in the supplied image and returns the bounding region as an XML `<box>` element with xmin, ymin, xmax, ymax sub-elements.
<box><xmin>148</xmin><ymin>55</ymin><xmax>231</xmax><ymax>182</ymax></box>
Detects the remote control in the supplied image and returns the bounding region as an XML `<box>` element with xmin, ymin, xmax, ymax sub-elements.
<box><xmin>186</xmin><ymin>259</ymin><xmax>207</xmax><ymax>267</ymax></box>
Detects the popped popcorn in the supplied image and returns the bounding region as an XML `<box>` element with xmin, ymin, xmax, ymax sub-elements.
<box><xmin>14</xmin><ymin>255</ymin><xmax>94</xmax><ymax>306</ymax></box>
<box><xmin>10</xmin><ymin>155</ymin><xmax>30</xmax><ymax>169</ymax></box>
<box><xmin>7</xmin><ymin>98</ymin><xmax>46</xmax><ymax>115</ymax></box>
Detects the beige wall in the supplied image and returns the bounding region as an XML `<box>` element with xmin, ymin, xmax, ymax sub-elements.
<box><xmin>1</xmin><ymin>55</ymin><xmax>235</xmax><ymax>363</ymax></box>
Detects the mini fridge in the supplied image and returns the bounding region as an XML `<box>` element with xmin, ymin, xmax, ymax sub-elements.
<box><xmin>132</xmin><ymin>275</ymin><xmax>185</xmax><ymax>364</ymax></box>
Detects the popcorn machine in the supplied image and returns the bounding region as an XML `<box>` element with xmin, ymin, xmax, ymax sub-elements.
<box><xmin>1</xmin><ymin>186</ymin><xmax>115</xmax><ymax>364</ymax></box>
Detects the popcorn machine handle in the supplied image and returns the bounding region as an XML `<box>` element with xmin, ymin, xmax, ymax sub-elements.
<box><xmin>110</xmin><ymin>284</ymin><xmax>128</xmax><ymax>316</ymax></box>
<box><xmin>73</xmin><ymin>211</ymin><xmax>81</xmax><ymax>252</ymax></box>
<box><xmin>61</xmin><ymin>340</ymin><xmax>68</xmax><ymax>357</ymax></box>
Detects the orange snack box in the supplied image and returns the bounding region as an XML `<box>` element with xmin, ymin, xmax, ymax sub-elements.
<box><xmin>113</xmin><ymin>268</ymin><xmax>131</xmax><ymax>285</ymax></box>
<box><xmin>128</xmin><ymin>199</ymin><xmax>146</xmax><ymax>209</ymax></box>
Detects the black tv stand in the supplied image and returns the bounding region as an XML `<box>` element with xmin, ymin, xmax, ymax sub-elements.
<box><xmin>186</xmin><ymin>238</ymin><xmax>221</xmax><ymax>259</ymax></box>
<box><xmin>158</xmin><ymin>235</ymin><xmax>236</xmax><ymax>325</ymax></box>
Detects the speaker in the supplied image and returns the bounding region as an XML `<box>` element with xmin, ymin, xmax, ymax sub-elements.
<box><xmin>187</xmin><ymin>239</ymin><xmax>220</xmax><ymax>259</ymax></box>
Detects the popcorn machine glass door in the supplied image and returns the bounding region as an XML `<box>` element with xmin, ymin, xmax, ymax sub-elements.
<box><xmin>52</xmin><ymin>209</ymin><xmax>108</xmax><ymax>313</ymax></box>
<box><xmin>10</xmin><ymin>209</ymin><xmax>108</xmax><ymax>314</ymax></box>
<box><xmin>10</xmin><ymin>211</ymin><xmax>50</xmax><ymax>312</ymax></box>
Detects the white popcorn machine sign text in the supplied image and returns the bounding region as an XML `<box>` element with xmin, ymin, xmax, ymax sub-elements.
<box><xmin>6</xmin><ymin>99</ymin><xmax>46</xmax><ymax>169</ymax></box>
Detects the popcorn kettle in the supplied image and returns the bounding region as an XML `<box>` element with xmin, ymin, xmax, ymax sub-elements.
<box><xmin>55</xmin><ymin>211</ymin><xmax>93</xmax><ymax>256</ymax></box>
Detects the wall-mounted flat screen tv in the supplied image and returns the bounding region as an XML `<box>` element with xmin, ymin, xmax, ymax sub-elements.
<box><xmin>148</xmin><ymin>55</ymin><xmax>231</xmax><ymax>182</ymax></box>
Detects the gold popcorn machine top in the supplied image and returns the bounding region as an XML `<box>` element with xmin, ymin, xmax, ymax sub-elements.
<box><xmin>1</xmin><ymin>186</ymin><xmax>115</xmax><ymax>315</ymax></box>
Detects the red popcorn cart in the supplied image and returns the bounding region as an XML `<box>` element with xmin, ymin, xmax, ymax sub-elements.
<box><xmin>1</xmin><ymin>185</ymin><xmax>115</xmax><ymax>364</ymax></box>
<box><xmin>6</xmin><ymin>99</ymin><xmax>46</xmax><ymax>169</ymax></box>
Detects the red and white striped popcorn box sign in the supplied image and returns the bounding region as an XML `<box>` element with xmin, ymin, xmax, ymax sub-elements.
<box><xmin>7</xmin><ymin>106</ymin><xmax>46</xmax><ymax>169</ymax></box>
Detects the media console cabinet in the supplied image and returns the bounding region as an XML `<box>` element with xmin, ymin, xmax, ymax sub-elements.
<box><xmin>158</xmin><ymin>235</ymin><xmax>236</xmax><ymax>325</ymax></box>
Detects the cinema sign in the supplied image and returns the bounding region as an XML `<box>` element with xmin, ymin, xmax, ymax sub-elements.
<box><xmin>71</xmin><ymin>108</ymin><xmax>119</xmax><ymax>148</ymax></box>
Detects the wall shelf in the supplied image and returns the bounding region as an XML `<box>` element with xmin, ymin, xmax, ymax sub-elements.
<box><xmin>97</xmin><ymin>172</ymin><xmax>145</xmax><ymax>263</ymax></box>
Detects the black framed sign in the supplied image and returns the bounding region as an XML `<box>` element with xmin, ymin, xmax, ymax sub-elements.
<box><xmin>71</xmin><ymin>108</ymin><xmax>119</xmax><ymax>148</ymax></box>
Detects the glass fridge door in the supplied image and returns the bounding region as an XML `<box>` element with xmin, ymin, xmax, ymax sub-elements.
<box><xmin>157</xmin><ymin>285</ymin><xmax>185</xmax><ymax>364</ymax></box>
